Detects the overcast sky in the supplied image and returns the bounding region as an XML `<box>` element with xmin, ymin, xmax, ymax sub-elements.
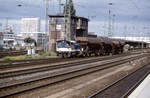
<box><xmin>0</xmin><ymin>0</ymin><xmax>150</xmax><ymax>37</ymax></box>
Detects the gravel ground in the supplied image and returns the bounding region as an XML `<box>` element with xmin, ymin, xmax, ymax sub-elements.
<box><xmin>6</xmin><ymin>55</ymin><xmax>150</xmax><ymax>98</ymax></box>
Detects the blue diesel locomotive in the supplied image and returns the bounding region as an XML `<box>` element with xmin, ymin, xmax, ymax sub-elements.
<box><xmin>56</xmin><ymin>40</ymin><xmax>81</xmax><ymax>58</ymax></box>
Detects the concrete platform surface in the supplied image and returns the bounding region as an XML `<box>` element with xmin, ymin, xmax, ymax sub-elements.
<box><xmin>128</xmin><ymin>74</ymin><xmax>150</xmax><ymax>98</ymax></box>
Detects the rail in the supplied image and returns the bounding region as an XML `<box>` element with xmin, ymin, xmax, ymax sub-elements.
<box><xmin>88</xmin><ymin>62</ymin><xmax>150</xmax><ymax>98</ymax></box>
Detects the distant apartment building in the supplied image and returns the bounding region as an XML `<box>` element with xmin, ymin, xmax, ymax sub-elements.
<box><xmin>21</xmin><ymin>18</ymin><xmax>40</xmax><ymax>33</ymax></box>
<box><xmin>20</xmin><ymin>18</ymin><xmax>46</xmax><ymax>47</ymax></box>
<box><xmin>48</xmin><ymin>15</ymin><xmax>89</xmax><ymax>52</ymax></box>
<box><xmin>0</xmin><ymin>32</ymin><xmax>3</xmax><ymax>49</ymax></box>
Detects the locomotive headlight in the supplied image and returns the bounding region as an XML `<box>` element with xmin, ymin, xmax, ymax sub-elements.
<box><xmin>81</xmin><ymin>48</ymin><xmax>84</xmax><ymax>51</ymax></box>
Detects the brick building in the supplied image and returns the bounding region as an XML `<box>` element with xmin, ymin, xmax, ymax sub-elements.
<box><xmin>48</xmin><ymin>15</ymin><xmax>89</xmax><ymax>52</ymax></box>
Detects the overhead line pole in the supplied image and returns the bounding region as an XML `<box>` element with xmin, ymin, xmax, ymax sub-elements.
<box><xmin>108</xmin><ymin>9</ymin><xmax>111</xmax><ymax>37</ymax></box>
<box><xmin>44</xmin><ymin>0</ymin><xmax>50</xmax><ymax>52</ymax></box>
<box><xmin>108</xmin><ymin>3</ymin><xmax>113</xmax><ymax>38</ymax></box>
<box><xmin>68</xmin><ymin>0</ymin><xmax>71</xmax><ymax>40</ymax></box>
<box><xmin>64</xmin><ymin>0</ymin><xmax>71</xmax><ymax>41</ymax></box>
<box><xmin>45</xmin><ymin>0</ymin><xmax>49</xmax><ymax>34</ymax></box>
<box><xmin>112</xmin><ymin>14</ymin><xmax>115</xmax><ymax>37</ymax></box>
<box><xmin>64</xmin><ymin>0</ymin><xmax>67</xmax><ymax>40</ymax></box>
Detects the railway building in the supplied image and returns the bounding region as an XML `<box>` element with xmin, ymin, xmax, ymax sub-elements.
<box><xmin>48</xmin><ymin>15</ymin><xmax>89</xmax><ymax>52</ymax></box>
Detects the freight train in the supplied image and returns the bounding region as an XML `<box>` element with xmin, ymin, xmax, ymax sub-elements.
<box><xmin>56</xmin><ymin>36</ymin><xmax>148</xmax><ymax>58</ymax></box>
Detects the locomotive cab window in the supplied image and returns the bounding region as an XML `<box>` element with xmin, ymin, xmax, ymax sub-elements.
<box><xmin>56</xmin><ymin>41</ymin><xmax>62</xmax><ymax>47</ymax></box>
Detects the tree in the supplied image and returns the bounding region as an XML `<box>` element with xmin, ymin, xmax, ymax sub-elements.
<box><xmin>24</xmin><ymin>37</ymin><xmax>36</xmax><ymax>46</ymax></box>
<box><xmin>63</xmin><ymin>0</ymin><xmax>76</xmax><ymax>16</ymax></box>
<box><xmin>24</xmin><ymin>37</ymin><xmax>37</xmax><ymax>56</ymax></box>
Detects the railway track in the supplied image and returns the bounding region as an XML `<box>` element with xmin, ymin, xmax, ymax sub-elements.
<box><xmin>0</xmin><ymin>52</ymin><xmax>149</xmax><ymax>98</ymax></box>
<box><xmin>0</xmin><ymin>49</ymin><xmax>147</xmax><ymax>70</ymax></box>
<box><xmin>88</xmin><ymin>61</ymin><xmax>150</xmax><ymax>98</ymax></box>
<box><xmin>0</xmin><ymin>57</ymin><xmax>64</xmax><ymax>69</ymax></box>
<box><xmin>0</xmin><ymin>51</ymin><xmax>27</xmax><ymax>58</ymax></box>
<box><xmin>0</xmin><ymin>53</ymin><xmax>130</xmax><ymax>69</ymax></box>
<box><xmin>0</xmin><ymin>52</ymin><xmax>144</xmax><ymax>78</ymax></box>
<box><xmin>0</xmin><ymin>50</ymin><xmax>42</xmax><ymax>58</ymax></box>
<box><xmin>121</xmin><ymin>71</ymin><xmax>150</xmax><ymax>98</ymax></box>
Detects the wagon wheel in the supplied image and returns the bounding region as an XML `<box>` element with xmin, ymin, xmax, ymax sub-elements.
<box><xmin>61</xmin><ymin>53</ymin><xmax>65</xmax><ymax>58</ymax></box>
<box><xmin>67</xmin><ymin>53</ymin><xmax>72</xmax><ymax>58</ymax></box>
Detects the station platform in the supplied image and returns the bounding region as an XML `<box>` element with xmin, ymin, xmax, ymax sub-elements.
<box><xmin>128</xmin><ymin>74</ymin><xmax>150</xmax><ymax>98</ymax></box>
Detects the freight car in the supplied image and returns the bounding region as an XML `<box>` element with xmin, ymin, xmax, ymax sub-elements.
<box><xmin>75</xmin><ymin>37</ymin><xmax>124</xmax><ymax>56</ymax></box>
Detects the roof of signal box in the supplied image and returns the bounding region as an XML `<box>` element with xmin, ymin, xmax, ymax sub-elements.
<box><xmin>48</xmin><ymin>14</ymin><xmax>89</xmax><ymax>21</ymax></box>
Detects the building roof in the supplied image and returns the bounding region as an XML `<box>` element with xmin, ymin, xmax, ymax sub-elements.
<box><xmin>48</xmin><ymin>14</ymin><xmax>89</xmax><ymax>21</ymax></box>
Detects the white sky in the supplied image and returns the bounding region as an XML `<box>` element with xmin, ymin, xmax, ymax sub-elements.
<box><xmin>0</xmin><ymin>0</ymin><xmax>150</xmax><ymax>37</ymax></box>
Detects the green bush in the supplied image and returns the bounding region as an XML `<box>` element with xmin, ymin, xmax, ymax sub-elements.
<box><xmin>3</xmin><ymin>57</ymin><xmax>11</xmax><ymax>61</ymax></box>
<box><xmin>3</xmin><ymin>55</ymin><xmax>30</xmax><ymax>61</ymax></box>
<box><xmin>50</xmin><ymin>52</ymin><xmax>57</xmax><ymax>56</ymax></box>
<box><xmin>2</xmin><ymin>52</ymin><xmax>57</xmax><ymax>61</ymax></box>
<box><xmin>41</xmin><ymin>52</ymin><xmax>56</xmax><ymax>57</ymax></box>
